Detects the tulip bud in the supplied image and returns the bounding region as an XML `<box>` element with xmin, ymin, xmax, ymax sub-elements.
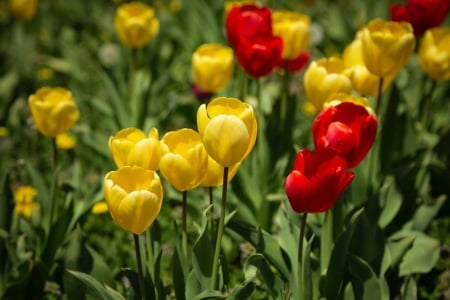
<box><xmin>192</xmin><ymin>43</ymin><xmax>234</xmax><ymax>94</ymax></box>
<box><xmin>109</xmin><ymin>127</ymin><xmax>162</xmax><ymax>171</ymax></box>
<box><xmin>197</xmin><ymin>97</ymin><xmax>257</xmax><ymax>167</ymax></box>
<box><xmin>303</xmin><ymin>57</ymin><xmax>352</xmax><ymax>113</ymax></box>
<box><xmin>360</xmin><ymin>18</ymin><xmax>415</xmax><ymax>77</ymax></box>
<box><xmin>114</xmin><ymin>2</ymin><xmax>159</xmax><ymax>48</ymax></box>
<box><xmin>419</xmin><ymin>27</ymin><xmax>450</xmax><ymax>81</ymax></box>
<box><xmin>28</xmin><ymin>87</ymin><xmax>80</xmax><ymax>137</ymax></box>
<box><xmin>104</xmin><ymin>166</ymin><xmax>163</xmax><ymax>234</ymax></box>
<box><xmin>285</xmin><ymin>149</ymin><xmax>354</xmax><ymax>213</ymax></box>
<box><xmin>159</xmin><ymin>128</ymin><xmax>208</xmax><ymax>191</ymax></box>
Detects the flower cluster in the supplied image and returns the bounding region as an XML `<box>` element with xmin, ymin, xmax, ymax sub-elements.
<box><xmin>103</xmin><ymin>97</ymin><xmax>257</xmax><ymax>234</ymax></box>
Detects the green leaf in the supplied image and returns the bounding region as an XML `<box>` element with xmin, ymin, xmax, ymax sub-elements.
<box><xmin>348</xmin><ymin>255</ymin><xmax>381</xmax><ymax>300</ymax></box>
<box><xmin>66</xmin><ymin>270</ymin><xmax>125</xmax><ymax>300</ymax></box>
<box><xmin>411</xmin><ymin>195</ymin><xmax>446</xmax><ymax>231</ymax></box>
<box><xmin>244</xmin><ymin>254</ymin><xmax>283</xmax><ymax>299</ymax></box>
<box><xmin>191</xmin><ymin>290</ymin><xmax>225</xmax><ymax>300</ymax></box>
<box><xmin>398</xmin><ymin>231</ymin><xmax>440</xmax><ymax>276</ymax></box>
<box><xmin>227</xmin><ymin>281</ymin><xmax>255</xmax><ymax>300</ymax></box>
<box><xmin>387</xmin><ymin>233</ymin><xmax>415</xmax><ymax>268</ymax></box>
<box><xmin>400</xmin><ymin>276</ymin><xmax>417</xmax><ymax>300</ymax></box>
<box><xmin>378</xmin><ymin>176</ymin><xmax>403</xmax><ymax>229</ymax></box>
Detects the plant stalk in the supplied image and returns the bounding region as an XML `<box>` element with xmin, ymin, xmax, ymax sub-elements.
<box><xmin>298</xmin><ymin>213</ymin><xmax>308</xmax><ymax>300</ymax></box>
<box><xmin>134</xmin><ymin>234</ymin><xmax>146</xmax><ymax>300</ymax></box>
<box><xmin>182</xmin><ymin>190</ymin><xmax>188</xmax><ymax>258</ymax></box>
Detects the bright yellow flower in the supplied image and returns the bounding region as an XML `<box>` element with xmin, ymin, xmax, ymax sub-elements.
<box><xmin>419</xmin><ymin>27</ymin><xmax>450</xmax><ymax>81</ymax></box>
<box><xmin>197</xmin><ymin>97</ymin><xmax>257</xmax><ymax>167</ymax></box>
<box><xmin>114</xmin><ymin>2</ymin><xmax>159</xmax><ymax>48</ymax></box>
<box><xmin>272</xmin><ymin>10</ymin><xmax>310</xmax><ymax>60</ymax></box>
<box><xmin>109</xmin><ymin>127</ymin><xmax>162</xmax><ymax>171</ymax></box>
<box><xmin>324</xmin><ymin>93</ymin><xmax>375</xmax><ymax>115</ymax></box>
<box><xmin>28</xmin><ymin>87</ymin><xmax>80</xmax><ymax>137</ymax></box>
<box><xmin>9</xmin><ymin>0</ymin><xmax>38</xmax><ymax>21</ymax></box>
<box><xmin>360</xmin><ymin>18</ymin><xmax>415</xmax><ymax>77</ymax></box>
<box><xmin>104</xmin><ymin>166</ymin><xmax>163</xmax><ymax>234</ymax></box>
<box><xmin>14</xmin><ymin>185</ymin><xmax>38</xmax><ymax>219</ymax></box>
<box><xmin>91</xmin><ymin>201</ymin><xmax>109</xmax><ymax>214</ymax></box>
<box><xmin>192</xmin><ymin>43</ymin><xmax>234</xmax><ymax>93</ymax></box>
<box><xmin>0</xmin><ymin>126</ymin><xmax>9</xmax><ymax>137</ymax></box>
<box><xmin>343</xmin><ymin>37</ymin><xmax>394</xmax><ymax>96</ymax></box>
<box><xmin>56</xmin><ymin>133</ymin><xmax>75</xmax><ymax>150</ymax></box>
<box><xmin>159</xmin><ymin>128</ymin><xmax>208</xmax><ymax>191</ymax></box>
<box><xmin>303</xmin><ymin>57</ymin><xmax>352</xmax><ymax>113</ymax></box>
<box><xmin>201</xmin><ymin>156</ymin><xmax>240</xmax><ymax>187</ymax></box>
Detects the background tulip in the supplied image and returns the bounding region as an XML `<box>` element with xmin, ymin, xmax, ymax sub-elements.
<box><xmin>192</xmin><ymin>43</ymin><xmax>234</xmax><ymax>94</ymax></box>
<box><xmin>272</xmin><ymin>10</ymin><xmax>310</xmax><ymax>60</ymax></box>
<box><xmin>360</xmin><ymin>19</ymin><xmax>415</xmax><ymax>78</ymax></box>
<box><xmin>9</xmin><ymin>0</ymin><xmax>38</xmax><ymax>21</ymax></box>
<box><xmin>225</xmin><ymin>3</ymin><xmax>272</xmax><ymax>48</ymax></box>
<box><xmin>103</xmin><ymin>166</ymin><xmax>163</xmax><ymax>234</ymax></box>
<box><xmin>312</xmin><ymin>101</ymin><xmax>378</xmax><ymax>168</ymax></box>
<box><xmin>201</xmin><ymin>156</ymin><xmax>240</xmax><ymax>187</ymax></box>
<box><xmin>28</xmin><ymin>87</ymin><xmax>80</xmax><ymax>137</ymax></box>
<box><xmin>159</xmin><ymin>128</ymin><xmax>208</xmax><ymax>191</ymax></box>
<box><xmin>285</xmin><ymin>148</ymin><xmax>354</xmax><ymax>213</ymax></box>
<box><xmin>114</xmin><ymin>2</ymin><xmax>159</xmax><ymax>48</ymax></box>
<box><xmin>197</xmin><ymin>97</ymin><xmax>257</xmax><ymax>167</ymax></box>
<box><xmin>419</xmin><ymin>27</ymin><xmax>450</xmax><ymax>81</ymax></box>
<box><xmin>390</xmin><ymin>0</ymin><xmax>450</xmax><ymax>36</ymax></box>
<box><xmin>303</xmin><ymin>57</ymin><xmax>352</xmax><ymax>113</ymax></box>
<box><xmin>109</xmin><ymin>127</ymin><xmax>162</xmax><ymax>170</ymax></box>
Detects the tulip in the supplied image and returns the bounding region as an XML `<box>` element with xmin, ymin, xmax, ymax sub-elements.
<box><xmin>56</xmin><ymin>133</ymin><xmax>75</xmax><ymax>150</ymax></box>
<box><xmin>236</xmin><ymin>35</ymin><xmax>283</xmax><ymax>78</ymax></box>
<box><xmin>390</xmin><ymin>0</ymin><xmax>450</xmax><ymax>36</ymax></box>
<box><xmin>272</xmin><ymin>10</ymin><xmax>310</xmax><ymax>60</ymax></box>
<box><xmin>303</xmin><ymin>57</ymin><xmax>352</xmax><ymax>113</ymax></box>
<box><xmin>285</xmin><ymin>148</ymin><xmax>354</xmax><ymax>213</ymax></box>
<box><xmin>9</xmin><ymin>0</ymin><xmax>38</xmax><ymax>21</ymax></box>
<box><xmin>312</xmin><ymin>100</ymin><xmax>378</xmax><ymax>168</ymax></box>
<box><xmin>419</xmin><ymin>27</ymin><xmax>450</xmax><ymax>81</ymax></box>
<box><xmin>343</xmin><ymin>38</ymin><xmax>394</xmax><ymax>96</ymax></box>
<box><xmin>104</xmin><ymin>166</ymin><xmax>163</xmax><ymax>234</ymax></box>
<box><xmin>14</xmin><ymin>185</ymin><xmax>39</xmax><ymax>219</ymax></box>
<box><xmin>28</xmin><ymin>87</ymin><xmax>80</xmax><ymax>137</ymax></box>
<box><xmin>225</xmin><ymin>3</ymin><xmax>272</xmax><ymax>49</ymax></box>
<box><xmin>360</xmin><ymin>19</ymin><xmax>415</xmax><ymax>78</ymax></box>
<box><xmin>192</xmin><ymin>43</ymin><xmax>234</xmax><ymax>94</ymax></box>
<box><xmin>201</xmin><ymin>156</ymin><xmax>240</xmax><ymax>187</ymax></box>
<box><xmin>159</xmin><ymin>128</ymin><xmax>208</xmax><ymax>191</ymax></box>
<box><xmin>115</xmin><ymin>2</ymin><xmax>159</xmax><ymax>48</ymax></box>
<box><xmin>197</xmin><ymin>97</ymin><xmax>257</xmax><ymax>167</ymax></box>
<box><xmin>109</xmin><ymin>127</ymin><xmax>162</xmax><ymax>171</ymax></box>
<box><xmin>277</xmin><ymin>51</ymin><xmax>310</xmax><ymax>73</ymax></box>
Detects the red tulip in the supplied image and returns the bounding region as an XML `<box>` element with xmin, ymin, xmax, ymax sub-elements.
<box><xmin>278</xmin><ymin>51</ymin><xmax>310</xmax><ymax>73</ymax></box>
<box><xmin>390</xmin><ymin>0</ymin><xmax>450</xmax><ymax>36</ymax></box>
<box><xmin>226</xmin><ymin>4</ymin><xmax>273</xmax><ymax>48</ymax></box>
<box><xmin>236</xmin><ymin>35</ymin><xmax>283</xmax><ymax>78</ymax></box>
<box><xmin>312</xmin><ymin>102</ymin><xmax>377</xmax><ymax>168</ymax></box>
<box><xmin>285</xmin><ymin>148</ymin><xmax>354</xmax><ymax>213</ymax></box>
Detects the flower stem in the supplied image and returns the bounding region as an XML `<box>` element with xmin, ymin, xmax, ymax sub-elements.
<box><xmin>210</xmin><ymin>167</ymin><xmax>229</xmax><ymax>290</ymax></box>
<box><xmin>420</xmin><ymin>79</ymin><xmax>437</xmax><ymax>129</ymax></box>
<box><xmin>375</xmin><ymin>76</ymin><xmax>384</xmax><ymax>118</ymax></box>
<box><xmin>145</xmin><ymin>229</ymin><xmax>154</xmax><ymax>280</ymax></box>
<box><xmin>208</xmin><ymin>186</ymin><xmax>214</xmax><ymax>234</ymax></box>
<box><xmin>182</xmin><ymin>190</ymin><xmax>188</xmax><ymax>257</ymax></box>
<box><xmin>298</xmin><ymin>213</ymin><xmax>308</xmax><ymax>300</ymax></box>
<box><xmin>133</xmin><ymin>234</ymin><xmax>146</xmax><ymax>300</ymax></box>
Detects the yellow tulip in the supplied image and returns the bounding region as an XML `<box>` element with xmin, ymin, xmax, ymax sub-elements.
<box><xmin>192</xmin><ymin>43</ymin><xmax>234</xmax><ymax>93</ymax></box>
<box><xmin>323</xmin><ymin>93</ymin><xmax>375</xmax><ymax>115</ymax></box>
<box><xmin>56</xmin><ymin>133</ymin><xmax>76</xmax><ymax>150</ymax></box>
<box><xmin>197</xmin><ymin>97</ymin><xmax>257</xmax><ymax>167</ymax></box>
<box><xmin>201</xmin><ymin>156</ymin><xmax>240</xmax><ymax>187</ymax></box>
<box><xmin>419</xmin><ymin>27</ymin><xmax>450</xmax><ymax>81</ymax></box>
<box><xmin>272</xmin><ymin>10</ymin><xmax>310</xmax><ymax>60</ymax></box>
<box><xmin>303</xmin><ymin>57</ymin><xmax>352</xmax><ymax>113</ymax></box>
<box><xmin>159</xmin><ymin>128</ymin><xmax>208</xmax><ymax>191</ymax></box>
<box><xmin>360</xmin><ymin>18</ymin><xmax>415</xmax><ymax>77</ymax></box>
<box><xmin>14</xmin><ymin>185</ymin><xmax>38</xmax><ymax>219</ymax></box>
<box><xmin>109</xmin><ymin>127</ymin><xmax>162</xmax><ymax>171</ymax></box>
<box><xmin>114</xmin><ymin>2</ymin><xmax>159</xmax><ymax>48</ymax></box>
<box><xmin>28</xmin><ymin>87</ymin><xmax>80</xmax><ymax>137</ymax></box>
<box><xmin>9</xmin><ymin>0</ymin><xmax>38</xmax><ymax>21</ymax></box>
<box><xmin>343</xmin><ymin>38</ymin><xmax>394</xmax><ymax>96</ymax></box>
<box><xmin>104</xmin><ymin>166</ymin><xmax>163</xmax><ymax>234</ymax></box>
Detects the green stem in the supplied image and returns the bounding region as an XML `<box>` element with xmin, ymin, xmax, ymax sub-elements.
<box><xmin>182</xmin><ymin>190</ymin><xmax>188</xmax><ymax>258</ymax></box>
<box><xmin>298</xmin><ymin>213</ymin><xmax>308</xmax><ymax>300</ymax></box>
<box><xmin>133</xmin><ymin>234</ymin><xmax>146</xmax><ymax>300</ymax></box>
<box><xmin>145</xmin><ymin>229</ymin><xmax>154</xmax><ymax>280</ymax></box>
<box><xmin>129</xmin><ymin>48</ymin><xmax>138</xmax><ymax>127</ymax></box>
<box><xmin>208</xmin><ymin>186</ymin><xmax>214</xmax><ymax>234</ymax></box>
<box><xmin>210</xmin><ymin>167</ymin><xmax>229</xmax><ymax>290</ymax></box>
<box><xmin>375</xmin><ymin>76</ymin><xmax>384</xmax><ymax>118</ymax></box>
<box><xmin>420</xmin><ymin>79</ymin><xmax>437</xmax><ymax>129</ymax></box>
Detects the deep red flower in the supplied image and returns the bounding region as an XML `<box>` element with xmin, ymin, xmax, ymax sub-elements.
<box><xmin>285</xmin><ymin>148</ymin><xmax>354</xmax><ymax>213</ymax></box>
<box><xmin>278</xmin><ymin>51</ymin><xmax>310</xmax><ymax>73</ymax></box>
<box><xmin>312</xmin><ymin>102</ymin><xmax>378</xmax><ymax>168</ymax></box>
<box><xmin>225</xmin><ymin>4</ymin><xmax>273</xmax><ymax>48</ymax></box>
<box><xmin>236</xmin><ymin>35</ymin><xmax>283</xmax><ymax>78</ymax></box>
<box><xmin>390</xmin><ymin>0</ymin><xmax>450</xmax><ymax>36</ymax></box>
